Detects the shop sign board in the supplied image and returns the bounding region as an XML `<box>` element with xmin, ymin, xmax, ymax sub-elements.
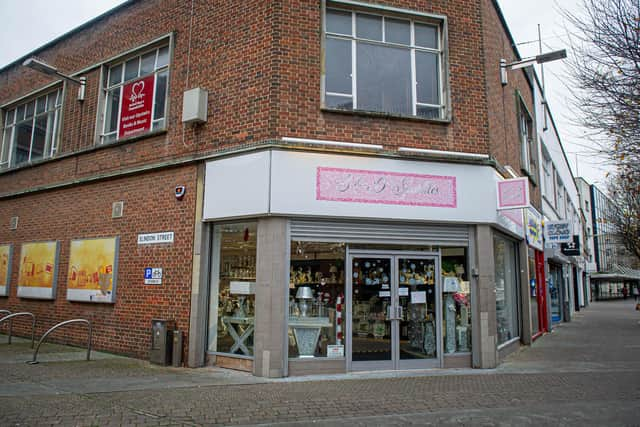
<box><xmin>118</xmin><ymin>74</ymin><xmax>155</xmax><ymax>139</ymax></box>
<box><xmin>526</xmin><ymin>207</ymin><xmax>543</xmax><ymax>251</ymax></box>
<box><xmin>144</xmin><ymin>267</ymin><xmax>163</xmax><ymax>285</ymax></box>
<box><xmin>316</xmin><ymin>167</ymin><xmax>457</xmax><ymax>208</ymax></box>
<box><xmin>137</xmin><ymin>232</ymin><xmax>174</xmax><ymax>245</ymax></box>
<box><xmin>561</xmin><ymin>235</ymin><xmax>581</xmax><ymax>256</ymax></box>
<box><xmin>545</xmin><ymin>220</ymin><xmax>572</xmax><ymax>243</ymax></box>
<box><xmin>496</xmin><ymin>177</ymin><xmax>529</xmax><ymax>210</ymax></box>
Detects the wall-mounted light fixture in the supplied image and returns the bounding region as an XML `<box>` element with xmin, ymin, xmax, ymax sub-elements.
<box><xmin>500</xmin><ymin>49</ymin><xmax>567</xmax><ymax>85</ymax></box>
<box><xmin>23</xmin><ymin>57</ymin><xmax>86</xmax><ymax>101</ymax></box>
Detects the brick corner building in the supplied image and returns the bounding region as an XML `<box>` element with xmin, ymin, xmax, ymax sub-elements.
<box><xmin>1</xmin><ymin>0</ymin><xmax>548</xmax><ymax>377</ymax></box>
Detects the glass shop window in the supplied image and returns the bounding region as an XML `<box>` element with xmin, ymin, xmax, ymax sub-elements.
<box><xmin>494</xmin><ymin>235</ymin><xmax>520</xmax><ymax>345</ymax></box>
<box><xmin>209</xmin><ymin>222</ymin><xmax>257</xmax><ymax>357</ymax></box>
<box><xmin>441</xmin><ymin>248</ymin><xmax>471</xmax><ymax>353</ymax></box>
<box><xmin>288</xmin><ymin>241</ymin><xmax>346</xmax><ymax>358</ymax></box>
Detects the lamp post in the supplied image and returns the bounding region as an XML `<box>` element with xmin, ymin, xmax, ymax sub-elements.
<box><xmin>22</xmin><ymin>57</ymin><xmax>86</xmax><ymax>101</ymax></box>
<box><xmin>500</xmin><ymin>49</ymin><xmax>567</xmax><ymax>85</ymax></box>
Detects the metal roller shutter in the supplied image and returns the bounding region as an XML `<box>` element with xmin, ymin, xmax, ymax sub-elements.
<box><xmin>290</xmin><ymin>219</ymin><xmax>469</xmax><ymax>246</ymax></box>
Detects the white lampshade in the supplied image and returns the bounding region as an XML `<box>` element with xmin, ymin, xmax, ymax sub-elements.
<box><xmin>296</xmin><ymin>286</ymin><xmax>313</xmax><ymax>299</ymax></box>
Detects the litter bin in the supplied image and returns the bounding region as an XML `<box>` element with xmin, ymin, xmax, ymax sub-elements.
<box><xmin>172</xmin><ymin>330</ymin><xmax>183</xmax><ymax>367</ymax></box>
<box><xmin>150</xmin><ymin>319</ymin><xmax>174</xmax><ymax>365</ymax></box>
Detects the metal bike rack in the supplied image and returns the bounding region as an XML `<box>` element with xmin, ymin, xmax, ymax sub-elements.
<box><xmin>0</xmin><ymin>312</ymin><xmax>35</xmax><ymax>347</ymax></box>
<box><xmin>28</xmin><ymin>319</ymin><xmax>92</xmax><ymax>364</ymax></box>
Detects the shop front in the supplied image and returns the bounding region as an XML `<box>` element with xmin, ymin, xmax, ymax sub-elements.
<box><xmin>198</xmin><ymin>147</ymin><xmax>526</xmax><ymax>376</ymax></box>
<box><xmin>525</xmin><ymin>208</ymin><xmax>547</xmax><ymax>339</ymax></box>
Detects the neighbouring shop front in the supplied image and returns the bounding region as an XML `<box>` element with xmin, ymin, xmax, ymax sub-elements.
<box><xmin>198</xmin><ymin>147</ymin><xmax>527</xmax><ymax>376</ymax></box>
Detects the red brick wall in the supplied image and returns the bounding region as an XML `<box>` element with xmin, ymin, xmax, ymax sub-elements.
<box><xmin>0</xmin><ymin>165</ymin><xmax>197</xmax><ymax>360</ymax></box>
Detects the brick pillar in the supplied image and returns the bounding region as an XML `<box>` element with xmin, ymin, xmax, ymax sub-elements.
<box><xmin>253</xmin><ymin>217</ymin><xmax>289</xmax><ymax>378</ymax></box>
<box><xmin>471</xmin><ymin>225</ymin><xmax>498</xmax><ymax>368</ymax></box>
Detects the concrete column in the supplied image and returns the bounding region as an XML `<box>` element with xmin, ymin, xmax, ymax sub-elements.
<box><xmin>471</xmin><ymin>225</ymin><xmax>497</xmax><ymax>368</ymax></box>
<box><xmin>253</xmin><ymin>217</ymin><xmax>289</xmax><ymax>378</ymax></box>
<box><xmin>188</xmin><ymin>164</ymin><xmax>209</xmax><ymax>368</ymax></box>
<box><xmin>518</xmin><ymin>242</ymin><xmax>533</xmax><ymax>346</ymax></box>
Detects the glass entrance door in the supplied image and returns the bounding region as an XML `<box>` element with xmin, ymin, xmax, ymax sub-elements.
<box><xmin>397</xmin><ymin>257</ymin><xmax>440</xmax><ymax>369</ymax></box>
<box><xmin>348</xmin><ymin>252</ymin><xmax>440</xmax><ymax>371</ymax></box>
<box><xmin>350</xmin><ymin>256</ymin><xmax>394</xmax><ymax>370</ymax></box>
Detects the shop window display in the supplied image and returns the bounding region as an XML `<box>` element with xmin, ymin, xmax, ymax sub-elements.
<box><xmin>288</xmin><ymin>242</ymin><xmax>346</xmax><ymax>358</ymax></box>
<box><xmin>528</xmin><ymin>249</ymin><xmax>539</xmax><ymax>335</ymax></box>
<box><xmin>441</xmin><ymin>248</ymin><xmax>471</xmax><ymax>353</ymax></box>
<box><xmin>494</xmin><ymin>236</ymin><xmax>520</xmax><ymax>345</ymax></box>
<box><xmin>209</xmin><ymin>222</ymin><xmax>257</xmax><ymax>356</ymax></box>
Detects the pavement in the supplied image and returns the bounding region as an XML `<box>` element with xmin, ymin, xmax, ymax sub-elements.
<box><xmin>0</xmin><ymin>299</ymin><xmax>639</xmax><ymax>426</ymax></box>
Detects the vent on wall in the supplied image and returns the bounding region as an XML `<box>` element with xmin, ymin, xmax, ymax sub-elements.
<box><xmin>112</xmin><ymin>201</ymin><xmax>124</xmax><ymax>219</ymax></box>
<box><xmin>9</xmin><ymin>216</ymin><xmax>18</xmax><ymax>230</ymax></box>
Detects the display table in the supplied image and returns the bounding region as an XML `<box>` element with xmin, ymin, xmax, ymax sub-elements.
<box><xmin>221</xmin><ymin>316</ymin><xmax>255</xmax><ymax>356</ymax></box>
<box><xmin>289</xmin><ymin>316</ymin><xmax>331</xmax><ymax>357</ymax></box>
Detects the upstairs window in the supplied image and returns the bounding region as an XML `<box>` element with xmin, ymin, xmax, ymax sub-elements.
<box><xmin>518</xmin><ymin>99</ymin><xmax>537</xmax><ymax>179</ymax></box>
<box><xmin>101</xmin><ymin>45</ymin><xmax>169</xmax><ymax>144</ymax></box>
<box><xmin>323</xmin><ymin>7</ymin><xmax>446</xmax><ymax>119</ymax></box>
<box><xmin>1</xmin><ymin>88</ymin><xmax>63</xmax><ymax>170</ymax></box>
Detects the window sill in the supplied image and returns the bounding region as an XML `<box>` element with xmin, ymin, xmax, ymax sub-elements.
<box><xmin>321</xmin><ymin>107</ymin><xmax>451</xmax><ymax>124</ymax></box>
<box><xmin>0</xmin><ymin>128</ymin><xmax>168</xmax><ymax>177</ymax></box>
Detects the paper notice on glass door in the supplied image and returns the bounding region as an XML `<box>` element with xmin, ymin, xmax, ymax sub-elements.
<box><xmin>411</xmin><ymin>291</ymin><xmax>426</xmax><ymax>304</ymax></box>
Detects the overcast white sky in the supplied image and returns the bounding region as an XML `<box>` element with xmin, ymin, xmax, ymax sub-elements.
<box><xmin>0</xmin><ymin>0</ymin><xmax>609</xmax><ymax>187</ymax></box>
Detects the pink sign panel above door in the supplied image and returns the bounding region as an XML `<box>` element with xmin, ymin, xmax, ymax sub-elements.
<box><xmin>316</xmin><ymin>167</ymin><xmax>457</xmax><ymax>208</ymax></box>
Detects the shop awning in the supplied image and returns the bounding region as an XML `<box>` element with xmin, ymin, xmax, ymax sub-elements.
<box><xmin>590</xmin><ymin>264</ymin><xmax>640</xmax><ymax>281</ymax></box>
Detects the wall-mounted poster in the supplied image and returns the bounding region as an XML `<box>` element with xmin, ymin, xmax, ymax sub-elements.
<box><xmin>17</xmin><ymin>241</ymin><xmax>60</xmax><ymax>299</ymax></box>
<box><xmin>0</xmin><ymin>244</ymin><xmax>13</xmax><ymax>296</ymax></box>
<box><xmin>67</xmin><ymin>237</ymin><xmax>119</xmax><ymax>303</ymax></box>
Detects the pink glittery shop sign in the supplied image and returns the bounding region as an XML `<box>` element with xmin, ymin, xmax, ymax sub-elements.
<box><xmin>316</xmin><ymin>167</ymin><xmax>457</xmax><ymax>208</ymax></box>
<box><xmin>497</xmin><ymin>178</ymin><xmax>529</xmax><ymax>209</ymax></box>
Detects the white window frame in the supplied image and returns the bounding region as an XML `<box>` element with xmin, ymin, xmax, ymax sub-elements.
<box><xmin>99</xmin><ymin>44</ymin><xmax>170</xmax><ymax>145</ymax></box>
<box><xmin>322</xmin><ymin>4</ymin><xmax>447</xmax><ymax>119</ymax></box>
<box><xmin>518</xmin><ymin>97</ymin><xmax>536</xmax><ymax>178</ymax></box>
<box><xmin>1</xmin><ymin>87</ymin><xmax>63</xmax><ymax>170</ymax></box>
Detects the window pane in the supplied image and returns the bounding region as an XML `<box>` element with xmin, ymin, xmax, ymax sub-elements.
<box><xmin>36</xmin><ymin>96</ymin><xmax>46</xmax><ymax>114</ymax></box>
<box><xmin>1</xmin><ymin>128</ymin><xmax>12</xmax><ymax>165</ymax></box>
<box><xmin>14</xmin><ymin>121</ymin><xmax>33</xmax><ymax>165</ymax></box>
<box><xmin>415</xmin><ymin>23</ymin><xmax>438</xmax><ymax>49</ymax></box>
<box><xmin>494</xmin><ymin>237</ymin><xmax>519</xmax><ymax>345</ymax></box>
<box><xmin>46</xmin><ymin>93</ymin><xmax>57</xmax><ymax>110</ymax></box>
<box><xmin>5</xmin><ymin>109</ymin><xmax>15</xmax><ymax>125</ymax></box>
<box><xmin>47</xmin><ymin>111</ymin><xmax>58</xmax><ymax>155</ymax></box>
<box><xmin>30</xmin><ymin>115</ymin><xmax>47</xmax><ymax>162</ymax></box>
<box><xmin>55</xmin><ymin>89</ymin><xmax>63</xmax><ymax>106</ymax></box>
<box><xmin>326</xmin><ymin>94</ymin><xmax>353</xmax><ymax>110</ymax></box>
<box><xmin>16</xmin><ymin>105</ymin><xmax>25</xmax><ymax>121</ymax></box>
<box><xmin>140</xmin><ymin>51</ymin><xmax>156</xmax><ymax>75</ymax></box>
<box><xmin>156</xmin><ymin>46</ymin><xmax>169</xmax><ymax>68</ymax></box>
<box><xmin>356</xmin><ymin>14</ymin><xmax>382</xmax><ymax>40</ymax></box>
<box><xmin>109</xmin><ymin>63</ymin><xmax>123</xmax><ymax>87</ymax></box>
<box><xmin>416</xmin><ymin>52</ymin><xmax>440</xmax><ymax>105</ymax></box>
<box><xmin>105</xmin><ymin>87</ymin><xmax>121</xmax><ymax>135</ymax></box>
<box><xmin>153</xmin><ymin>70</ymin><xmax>168</xmax><ymax>121</ymax></box>
<box><xmin>385</xmin><ymin>18</ymin><xmax>410</xmax><ymax>45</ymax></box>
<box><xmin>356</xmin><ymin>42</ymin><xmax>411</xmax><ymax>114</ymax></box>
<box><xmin>25</xmin><ymin>101</ymin><xmax>35</xmax><ymax>119</ymax></box>
<box><xmin>124</xmin><ymin>57</ymin><xmax>140</xmax><ymax>81</ymax></box>
<box><xmin>326</xmin><ymin>9</ymin><xmax>351</xmax><ymax>35</ymax></box>
<box><xmin>417</xmin><ymin>105</ymin><xmax>440</xmax><ymax>119</ymax></box>
<box><xmin>288</xmin><ymin>242</ymin><xmax>345</xmax><ymax>358</ymax></box>
<box><xmin>325</xmin><ymin>37</ymin><xmax>352</xmax><ymax>94</ymax></box>
<box><xmin>211</xmin><ymin>222</ymin><xmax>257</xmax><ymax>355</ymax></box>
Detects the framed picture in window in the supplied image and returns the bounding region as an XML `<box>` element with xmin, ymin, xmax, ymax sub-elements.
<box><xmin>0</xmin><ymin>244</ymin><xmax>13</xmax><ymax>296</ymax></box>
<box><xmin>66</xmin><ymin>237</ymin><xmax>119</xmax><ymax>303</ymax></box>
<box><xmin>17</xmin><ymin>241</ymin><xmax>60</xmax><ymax>299</ymax></box>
